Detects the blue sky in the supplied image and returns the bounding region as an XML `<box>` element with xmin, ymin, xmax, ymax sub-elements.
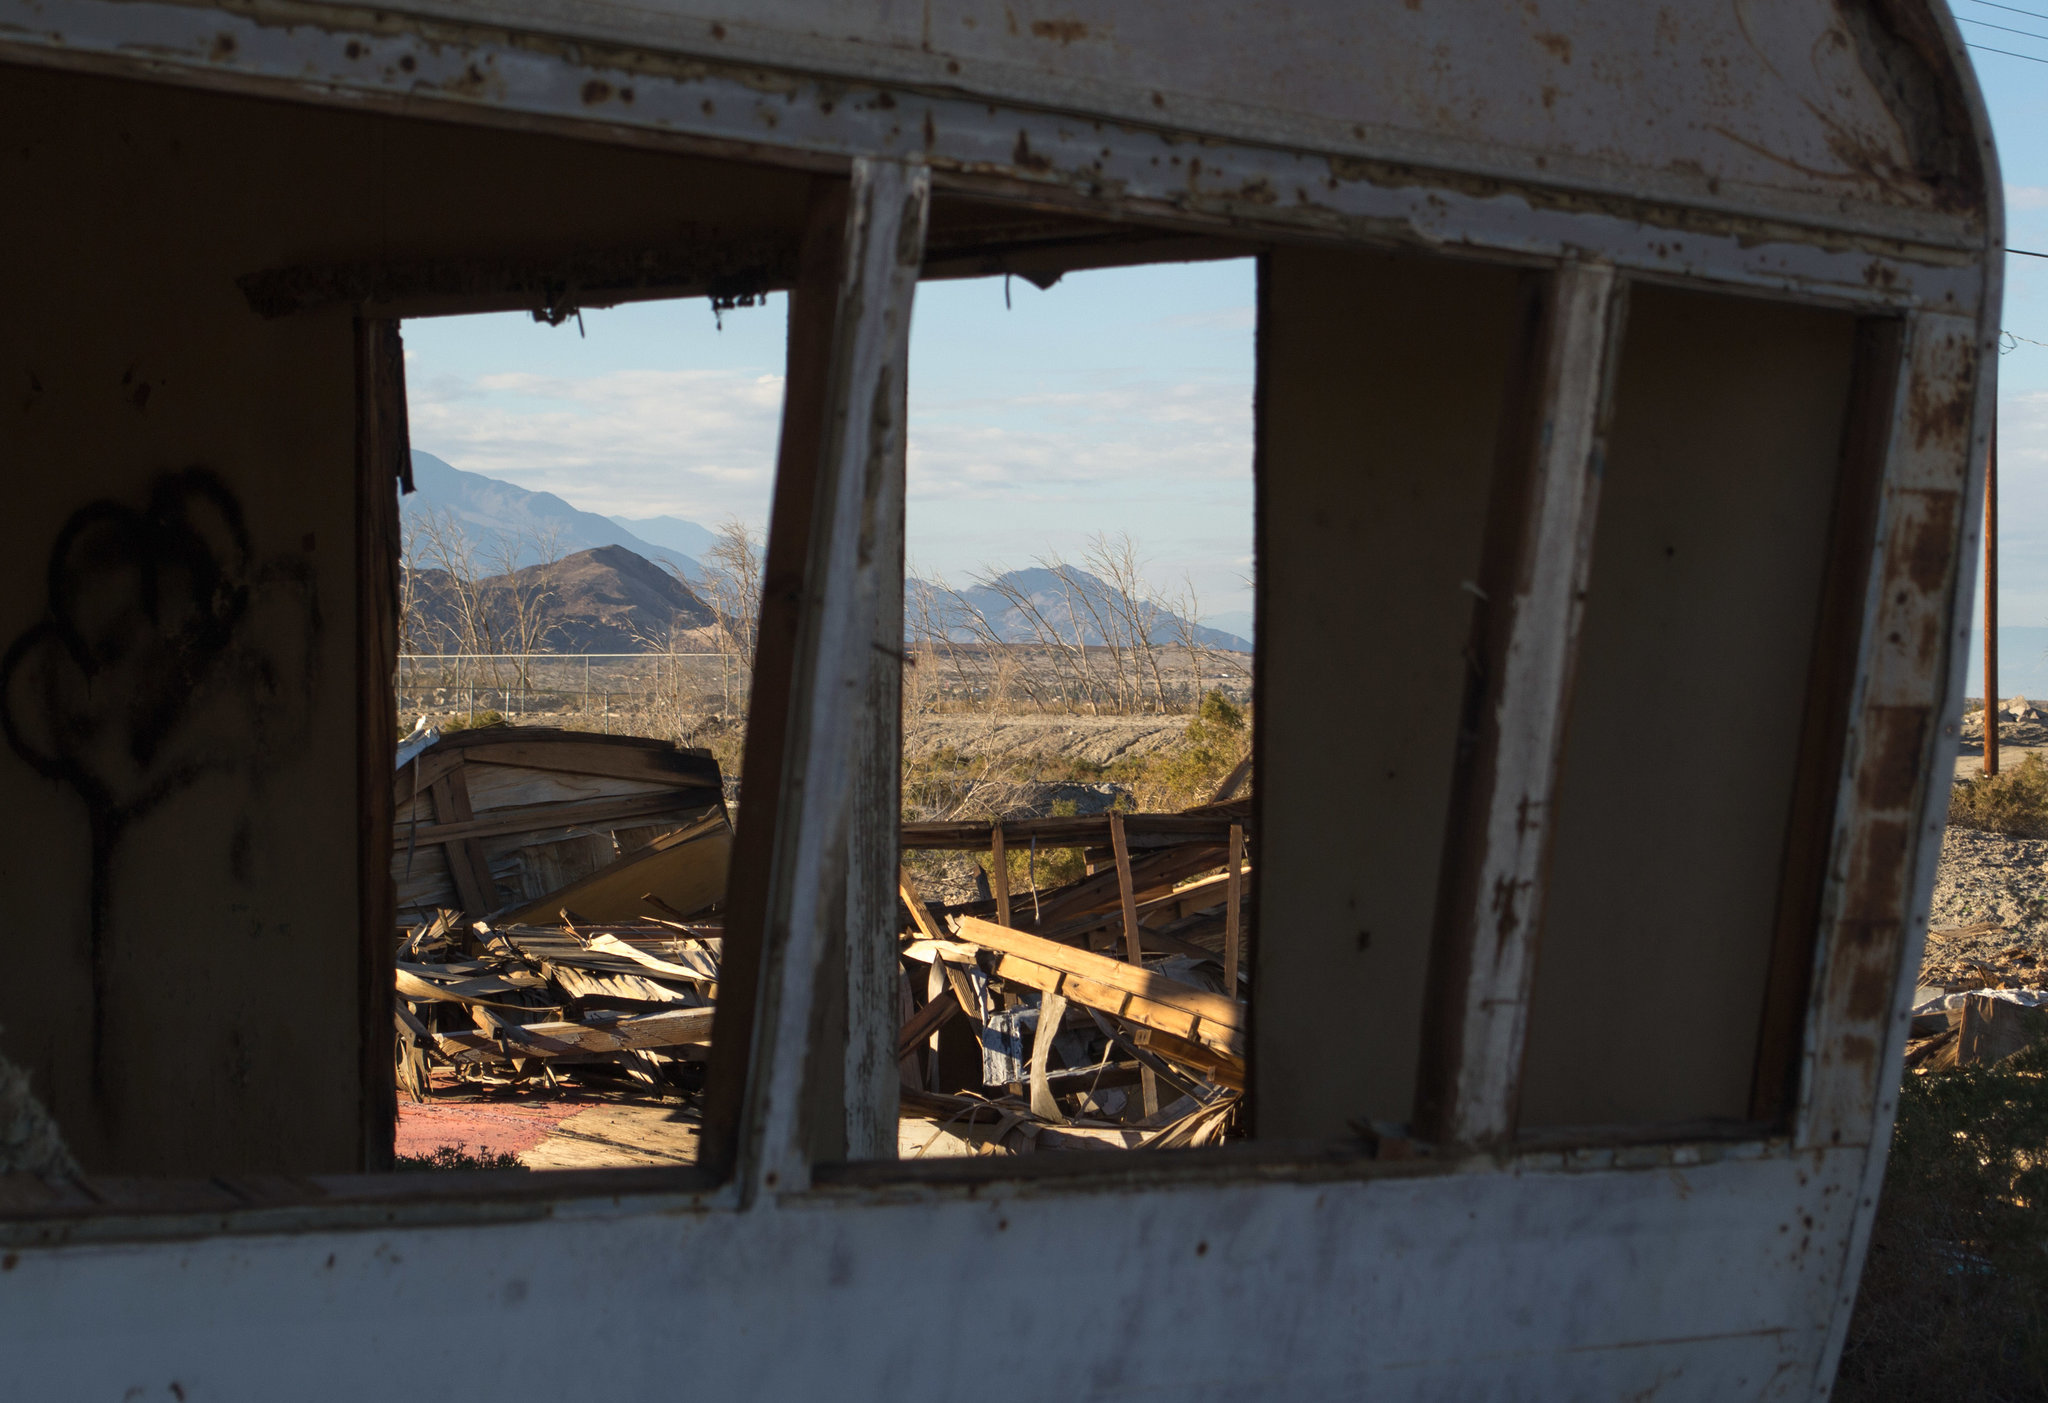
<box><xmin>405</xmin><ymin>16</ymin><xmax>2048</xmax><ymax>662</ymax></box>
<box><xmin>1963</xmin><ymin>13</ymin><xmax>2048</xmax><ymax>694</ymax></box>
<box><xmin>403</xmin><ymin>259</ymin><xmax>1258</xmax><ymax>631</ymax></box>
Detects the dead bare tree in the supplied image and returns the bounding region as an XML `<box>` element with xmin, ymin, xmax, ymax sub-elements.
<box><xmin>699</xmin><ymin>517</ymin><xmax>763</xmax><ymax>721</ymax></box>
<box><xmin>485</xmin><ymin>525</ymin><xmax>565</xmax><ymax>713</ymax></box>
<box><xmin>414</xmin><ymin>506</ymin><xmax>505</xmax><ymax>710</ymax></box>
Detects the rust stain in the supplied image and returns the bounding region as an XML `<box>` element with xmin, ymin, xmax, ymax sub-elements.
<box><xmin>1533</xmin><ymin>32</ymin><xmax>1571</xmax><ymax>63</ymax></box>
<box><xmin>1845</xmin><ymin>959</ymin><xmax>1894</xmax><ymax>1023</ymax></box>
<box><xmin>210</xmin><ymin>31</ymin><xmax>236</xmax><ymax>59</ymax></box>
<box><xmin>581</xmin><ymin>78</ymin><xmax>612</xmax><ymax>104</ymax></box>
<box><xmin>1855</xmin><ymin>706</ymin><xmax>1928</xmax><ymax>811</ymax></box>
<box><xmin>1011</xmin><ymin>130</ymin><xmax>1052</xmax><ymax>174</ymax></box>
<box><xmin>1029</xmin><ymin>19</ymin><xmax>1089</xmax><ymax>42</ymax></box>
<box><xmin>1887</xmin><ymin>489</ymin><xmax>1958</xmax><ymax>594</ymax></box>
<box><xmin>1833</xmin><ymin>1032</ymin><xmax>1879</xmax><ymax>1071</ymax></box>
<box><xmin>1842</xmin><ymin>821</ymin><xmax>1908</xmax><ymax>923</ymax></box>
<box><xmin>1907</xmin><ymin>351</ymin><xmax>1975</xmax><ymax>452</ymax></box>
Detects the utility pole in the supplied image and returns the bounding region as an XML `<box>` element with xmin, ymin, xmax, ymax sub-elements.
<box><xmin>1986</xmin><ymin>412</ymin><xmax>2000</xmax><ymax>777</ymax></box>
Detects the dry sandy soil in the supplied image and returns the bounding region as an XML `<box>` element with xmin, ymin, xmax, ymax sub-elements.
<box><xmin>1925</xmin><ymin>825</ymin><xmax>2048</xmax><ymax>986</ymax></box>
<box><xmin>901</xmin><ymin>713</ymin><xmax>1188</xmax><ymax>766</ymax></box>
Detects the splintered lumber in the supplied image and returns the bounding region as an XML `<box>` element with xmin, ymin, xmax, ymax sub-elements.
<box><xmin>1109</xmin><ymin>812</ymin><xmax>1155</xmax><ymax>1116</ymax></box>
<box><xmin>431</xmin><ymin>1005</ymin><xmax>716</xmax><ymax>1063</ymax></box>
<box><xmin>1025</xmin><ymin>842</ymin><xmax>1228</xmax><ymax>931</ymax></box>
<box><xmin>899</xmin><ymin>810</ymin><xmax>1246</xmax><ymax>851</ymax></box>
<box><xmin>394</xmin><ymin>966</ymin><xmax>556</xmax><ymax>1012</ymax></box>
<box><xmin>498</xmin><ymin>812</ymin><xmax>730</xmax><ymax>926</ymax></box>
<box><xmin>1224</xmin><ymin>822</ymin><xmax>1244</xmax><ymax>988</ymax></box>
<box><xmin>952</xmin><ymin>915</ymin><xmax>1245</xmax><ymax>1056</ymax></box>
<box><xmin>1110</xmin><ymin>812</ymin><xmax>1143</xmax><ymax>966</ymax></box>
<box><xmin>896</xmin><ymin>985</ymin><xmax>963</xmax><ymax>1061</ymax></box>
<box><xmin>992</xmin><ymin>823</ymin><xmax>1012</xmax><ymax>928</ymax></box>
<box><xmin>898</xmin><ymin>870</ymin><xmax>949</xmax><ymax>942</ymax></box>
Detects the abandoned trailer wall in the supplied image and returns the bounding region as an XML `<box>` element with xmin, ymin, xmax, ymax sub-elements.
<box><xmin>1519</xmin><ymin>288</ymin><xmax>1859</xmax><ymax>1131</ymax></box>
<box><xmin>1254</xmin><ymin>246</ymin><xmax>1521</xmax><ymax>1139</ymax></box>
<box><xmin>0</xmin><ymin>65</ymin><xmax>811</xmax><ymax>1173</ymax></box>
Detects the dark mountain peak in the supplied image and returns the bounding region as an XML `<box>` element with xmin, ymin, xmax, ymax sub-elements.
<box><xmin>408</xmin><ymin>543</ymin><xmax>714</xmax><ymax>653</ymax></box>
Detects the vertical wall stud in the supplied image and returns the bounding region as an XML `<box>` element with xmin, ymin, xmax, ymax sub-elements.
<box><xmin>1414</xmin><ymin>262</ymin><xmax>1624</xmax><ymax>1149</ymax></box>
<box><xmin>705</xmin><ymin>158</ymin><xmax>928</xmax><ymax>1197</ymax></box>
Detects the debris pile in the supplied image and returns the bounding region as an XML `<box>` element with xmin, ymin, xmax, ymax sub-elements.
<box><xmin>890</xmin><ymin>802</ymin><xmax>1250</xmax><ymax>1155</ymax></box>
<box><xmin>394</xmin><ymin>911</ymin><xmax>721</xmax><ymax>1103</ymax></box>
<box><xmin>392</xmin><ymin>723</ymin><xmax>1252</xmax><ymax>1160</ymax></box>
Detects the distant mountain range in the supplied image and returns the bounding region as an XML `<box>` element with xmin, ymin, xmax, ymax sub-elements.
<box><xmin>404</xmin><ymin>452</ymin><xmax>709</xmax><ymax>578</ymax></box>
<box><xmin>913</xmin><ymin>566</ymin><xmax>1252</xmax><ymax>652</ymax></box>
<box><xmin>401</xmin><ymin>456</ymin><xmax>1250</xmax><ymax>654</ymax></box>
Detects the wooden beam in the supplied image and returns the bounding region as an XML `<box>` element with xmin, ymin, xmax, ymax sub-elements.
<box><xmin>953</xmin><ymin>915</ymin><xmax>1244</xmax><ymax>1037</ymax></box>
<box><xmin>390</xmin><ymin>791</ymin><xmax>717</xmax><ymax>848</ymax></box>
<box><xmin>895</xmin><ymin>985</ymin><xmax>962</xmax><ymax>1062</ymax></box>
<box><xmin>1414</xmin><ymin>262</ymin><xmax>1625</xmax><ymax>1148</ymax></box>
<box><xmin>899</xmin><ymin>812</ymin><xmax>1244</xmax><ymax>850</ymax></box>
<box><xmin>354</xmin><ymin>315</ymin><xmax>406</xmax><ymax>1172</ymax></box>
<box><xmin>1223</xmin><ymin>822</ymin><xmax>1244</xmax><ymax>991</ymax></box>
<box><xmin>433</xmin><ymin>1006</ymin><xmax>716</xmax><ymax>1063</ymax></box>
<box><xmin>428</xmin><ymin>766</ymin><xmax>497</xmax><ymax>917</ymax></box>
<box><xmin>700</xmin><ymin>176</ymin><xmax>851</xmax><ymax>1186</ymax></box>
<box><xmin>991</xmin><ymin>824</ymin><xmax>1012</xmax><ymax>928</ymax></box>
<box><xmin>1109</xmin><ymin>811</ymin><xmax>1154</xmax><ymax>1114</ymax></box>
<box><xmin>709</xmin><ymin>159</ymin><xmax>930</xmax><ymax>1199</ymax></box>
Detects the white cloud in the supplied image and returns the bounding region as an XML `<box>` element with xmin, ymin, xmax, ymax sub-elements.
<box><xmin>2011</xmin><ymin>186</ymin><xmax>2048</xmax><ymax>210</ymax></box>
<box><xmin>408</xmin><ymin>362</ymin><xmax>1256</xmax><ymax>614</ymax></box>
<box><xmin>408</xmin><ymin>368</ymin><xmax>786</xmax><ymax>523</ymax></box>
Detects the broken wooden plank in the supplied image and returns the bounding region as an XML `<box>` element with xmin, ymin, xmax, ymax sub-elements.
<box><xmin>898</xmin><ymin>870</ymin><xmax>949</xmax><ymax>943</ymax></box>
<box><xmin>992</xmin><ymin>823</ymin><xmax>1012</xmax><ymax>928</ymax></box>
<box><xmin>497</xmin><ymin>813</ymin><xmax>730</xmax><ymax>926</ymax></box>
<box><xmin>1415</xmin><ymin>261</ymin><xmax>1623</xmax><ymax>1148</ymax></box>
<box><xmin>1109</xmin><ymin>812</ymin><xmax>1156</xmax><ymax>1115</ymax></box>
<box><xmin>899</xmin><ymin>813</ymin><xmax>1246</xmax><ymax>850</ymax></box>
<box><xmin>432</xmin><ymin>1005</ymin><xmax>717</xmax><ymax>1062</ymax></box>
<box><xmin>1224</xmin><ymin>822</ymin><xmax>1244</xmax><ymax>990</ymax></box>
<box><xmin>896</xmin><ymin>985</ymin><xmax>962</xmax><ymax>1062</ymax></box>
<box><xmin>953</xmin><ymin>916</ymin><xmax>1243</xmax><ymax>1032</ymax></box>
<box><xmin>391</xmin><ymin>791</ymin><xmax>716</xmax><ymax>849</ymax></box>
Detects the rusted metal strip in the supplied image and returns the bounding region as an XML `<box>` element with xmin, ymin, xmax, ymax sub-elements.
<box><xmin>1798</xmin><ymin>311</ymin><xmax>1983</xmax><ymax>1152</ymax></box>
<box><xmin>1415</xmin><ymin>261</ymin><xmax>1625</xmax><ymax>1149</ymax></box>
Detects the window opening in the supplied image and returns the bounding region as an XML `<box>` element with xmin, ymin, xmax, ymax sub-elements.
<box><xmin>387</xmin><ymin>295</ymin><xmax>785</xmax><ymax>1173</ymax></box>
<box><xmin>862</xmin><ymin>255</ymin><xmax>1259</xmax><ymax>1159</ymax></box>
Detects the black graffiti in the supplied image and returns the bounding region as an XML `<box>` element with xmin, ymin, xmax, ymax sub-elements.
<box><xmin>0</xmin><ymin>467</ymin><xmax>320</xmax><ymax>1095</ymax></box>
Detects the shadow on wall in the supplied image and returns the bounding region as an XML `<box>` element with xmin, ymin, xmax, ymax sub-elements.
<box><xmin>0</xmin><ymin>467</ymin><xmax>321</xmax><ymax>1099</ymax></box>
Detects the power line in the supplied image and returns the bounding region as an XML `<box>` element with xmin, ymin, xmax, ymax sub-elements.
<box><xmin>2015</xmin><ymin>248</ymin><xmax>2048</xmax><ymax>258</ymax></box>
<box><xmin>1959</xmin><ymin>14</ymin><xmax>2048</xmax><ymax>42</ymax></box>
<box><xmin>1968</xmin><ymin>41</ymin><xmax>2048</xmax><ymax>63</ymax></box>
<box><xmin>1964</xmin><ymin>0</ymin><xmax>2048</xmax><ymax>26</ymax></box>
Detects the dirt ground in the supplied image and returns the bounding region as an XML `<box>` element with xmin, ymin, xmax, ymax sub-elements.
<box><xmin>902</xmin><ymin>713</ymin><xmax>1188</xmax><ymax>766</ymax></box>
<box><xmin>1925</xmin><ymin>825</ymin><xmax>2048</xmax><ymax>987</ymax></box>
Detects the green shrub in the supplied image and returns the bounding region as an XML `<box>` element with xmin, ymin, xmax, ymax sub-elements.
<box><xmin>1131</xmin><ymin>689</ymin><xmax>1250</xmax><ymax>810</ymax></box>
<box><xmin>1836</xmin><ymin>1042</ymin><xmax>2048</xmax><ymax>1401</ymax></box>
<box><xmin>1949</xmin><ymin>752</ymin><xmax>2048</xmax><ymax>838</ymax></box>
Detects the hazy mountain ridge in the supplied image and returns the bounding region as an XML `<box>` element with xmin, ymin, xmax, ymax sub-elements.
<box><xmin>913</xmin><ymin>565</ymin><xmax>1252</xmax><ymax>652</ymax></box>
<box><xmin>401</xmin><ymin>460</ymin><xmax>1248</xmax><ymax>655</ymax></box>
<box><xmin>403</xmin><ymin>451</ymin><xmax>707</xmax><ymax>578</ymax></box>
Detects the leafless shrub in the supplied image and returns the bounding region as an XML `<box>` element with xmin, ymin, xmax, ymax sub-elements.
<box><xmin>699</xmin><ymin>517</ymin><xmax>763</xmax><ymax>721</ymax></box>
